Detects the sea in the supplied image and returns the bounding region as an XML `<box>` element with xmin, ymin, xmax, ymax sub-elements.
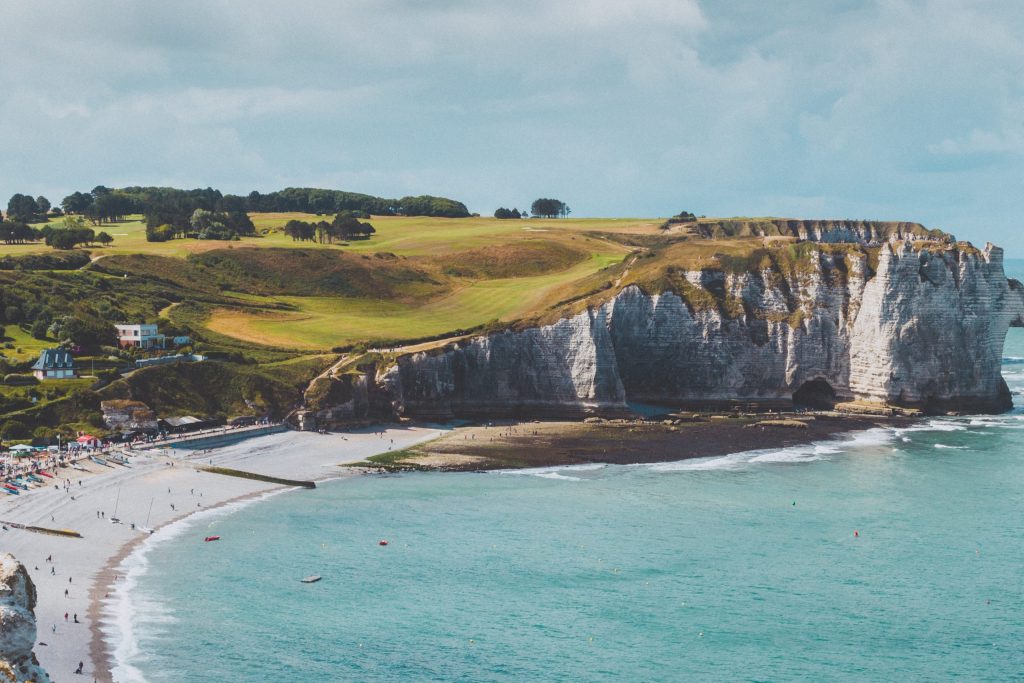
<box><xmin>109</xmin><ymin>261</ymin><xmax>1024</xmax><ymax>682</ymax></box>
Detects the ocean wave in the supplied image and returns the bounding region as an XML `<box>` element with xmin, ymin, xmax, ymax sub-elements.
<box><xmin>496</xmin><ymin>463</ymin><xmax>607</xmax><ymax>481</ymax></box>
<box><xmin>1002</xmin><ymin>356</ymin><xmax>1024</xmax><ymax>364</ymax></box>
<box><xmin>934</xmin><ymin>444</ymin><xmax>969</xmax><ymax>450</ymax></box>
<box><xmin>900</xmin><ymin>420</ymin><xmax>968</xmax><ymax>433</ymax></box>
<box><xmin>105</xmin><ymin>488</ymin><xmax>291</xmax><ymax>683</ymax></box>
<box><xmin>649</xmin><ymin>428</ymin><xmax>895</xmax><ymax>472</ymax></box>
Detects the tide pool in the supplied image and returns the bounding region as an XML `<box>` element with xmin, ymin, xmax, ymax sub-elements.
<box><xmin>112</xmin><ymin>326</ymin><xmax>1024</xmax><ymax>682</ymax></box>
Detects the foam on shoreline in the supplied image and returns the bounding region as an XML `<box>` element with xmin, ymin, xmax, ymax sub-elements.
<box><xmin>104</xmin><ymin>487</ymin><xmax>292</xmax><ymax>683</ymax></box>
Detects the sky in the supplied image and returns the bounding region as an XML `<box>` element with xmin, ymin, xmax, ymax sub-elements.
<box><xmin>1</xmin><ymin>0</ymin><xmax>1022</xmax><ymax>252</ymax></box>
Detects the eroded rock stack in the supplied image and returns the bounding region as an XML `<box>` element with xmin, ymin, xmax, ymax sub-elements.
<box><xmin>0</xmin><ymin>554</ymin><xmax>51</xmax><ymax>683</ymax></box>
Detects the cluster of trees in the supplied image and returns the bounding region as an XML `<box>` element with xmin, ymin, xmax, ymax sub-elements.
<box><xmin>0</xmin><ymin>219</ymin><xmax>36</xmax><ymax>244</ymax></box>
<box><xmin>530</xmin><ymin>198</ymin><xmax>571</xmax><ymax>219</ymax></box>
<box><xmin>493</xmin><ymin>207</ymin><xmax>527</xmax><ymax>219</ymax></box>
<box><xmin>283</xmin><ymin>212</ymin><xmax>376</xmax><ymax>243</ymax></box>
<box><xmin>52</xmin><ymin>186</ymin><xmax>471</xmax><ymax>227</ymax></box>
<box><xmin>145</xmin><ymin>206</ymin><xmax>255</xmax><ymax>242</ymax></box>
<box><xmin>6</xmin><ymin>194</ymin><xmax>54</xmax><ymax>222</ymax></box>
<box><xmin>248</xmin><ymin>188</ymin><xmax>470</xmax><ymax>217</ymax></box>
<box><xmin>660</xmin><ymin>210</ymin><xmax>700</xmax><ymax>230</ymax></box>
<box><xmin>0</xmin><ymin>213</ymin><xmax>111</xmax><ymax>249</ymax></box>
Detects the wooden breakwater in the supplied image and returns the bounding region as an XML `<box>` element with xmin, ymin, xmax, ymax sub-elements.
<box><xmin>199</xmin><ymin>466</ymin><xmax>316</xmax><ymax>489</ymax></box>
<box><xmin>1</xmin><ymin>520</ymin><xmax>82</xmax><ymax>538</ymax></box>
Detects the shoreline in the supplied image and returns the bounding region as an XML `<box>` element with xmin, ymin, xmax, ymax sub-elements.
<box><xmin>0</xmin><ymin>424</ymin><xmax>451</xmax><ymax>682</ymax></box>
<box><xmin>88</xmin><ymin>484</ymin><xmax>296</xmax><ymax>682</ymax></box>
<box><xmin>355</xmin><ymin>413</ymin><xmax>914</xmax><ymax>472</ymax></box>
<box><xmin>4</xmin><ymin>415</ymin><xmax>910</xmax><ymax>681</ymax></box>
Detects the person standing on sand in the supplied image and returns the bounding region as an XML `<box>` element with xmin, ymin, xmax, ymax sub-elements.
<box><xmin>75</xmin><ymin>660</ymin><xmax>83</xmax><ymax>674</ymax></box>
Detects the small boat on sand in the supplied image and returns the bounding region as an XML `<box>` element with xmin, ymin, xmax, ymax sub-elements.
<box><xmin>27</xmin><ymin>474</ymin><xmax>43</xmax><ymax>483</ymax></box>
<box><xmin>71</xmin><ymin>464</ymin><xmax>89</xmax><ymax>472</ymax></box>
<box><xmin>3</xmin><ymin>487</ymin><xmax>18</xmax><ymax>495</ymax></box>
<box><xmin>301</xmin><ymin>575</ymin><xmax>322</xmax><ymax>583</ymax></box>
<box><xmin>90</xmin><ymin>456</ymin><xmax>111</xmax><ymax>467</ymax></box>
<box><xmin>37</xmin><ymin>471</ymin><xmax>54</xmax><ymax>478</ymax></box>
<box><xmin>204</xmin><ymin>535</ymin><xmax>221</xmax><ymax>542</ymax></box>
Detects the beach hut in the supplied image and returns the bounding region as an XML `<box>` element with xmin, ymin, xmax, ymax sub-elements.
<box><xmin>76</xmin><ymin>434</ymin><xmax>102</xmax><ymax>449</ymax></box>
<box><xmin>9</xmin><ymin>444</ymin><xmax>35</xmax><ymax>455</ymax></box>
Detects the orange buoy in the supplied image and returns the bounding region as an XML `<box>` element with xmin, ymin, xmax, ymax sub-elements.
<box><xmin>379</xmin><ymin>540</ymin><xmax>389</xmax><ymax>546</ymax></box>
<box><xmin>853</xmin><ymin>530</ymin><xmax>859</xmax><ymax>537</ymax></box>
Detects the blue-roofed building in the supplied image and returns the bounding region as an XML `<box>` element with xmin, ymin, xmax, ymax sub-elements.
<box><xmin>31</xmin><ymin>348</ymin><xmax>77</xmax><ymax>380</ymax></box>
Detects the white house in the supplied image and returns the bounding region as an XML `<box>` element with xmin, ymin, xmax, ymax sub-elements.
<box><xmin>115</xmin><ymin>323</ymin><xmax>166</xmax><ymax>350</ymax></box>
<box><xmin>31</xmin><ymin>348</ymin><xmax>77</xmax><ymax>380</ymax></box>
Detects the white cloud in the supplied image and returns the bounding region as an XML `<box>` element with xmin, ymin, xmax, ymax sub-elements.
<box><xmin>0</xmin><ymin>0</ymin><xmax>1022</xmax><ymax>252</ymax></box>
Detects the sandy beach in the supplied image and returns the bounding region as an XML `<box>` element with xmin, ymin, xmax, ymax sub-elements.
<box><xmin>0</xmin><ymin>424</ymin><xmax>450</xmax><ymax>683</ymax></box>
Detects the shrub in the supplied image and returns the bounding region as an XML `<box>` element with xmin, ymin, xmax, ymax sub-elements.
<box><xmin>4</xmin><ymin>373</ymin><xmax>39</xmax><ymax>386</ymax></box>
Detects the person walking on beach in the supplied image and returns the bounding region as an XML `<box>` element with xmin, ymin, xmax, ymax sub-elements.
<box><xmin>64</xmin><ymin>612</ymin><xmax>68</xmax><ymax>621</ymax></box>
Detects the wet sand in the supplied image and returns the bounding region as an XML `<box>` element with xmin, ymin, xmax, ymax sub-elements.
<box><xmin>368</xmin><ymin>414</ymin><xmax>912</xmax><ymax>471</ymax></box>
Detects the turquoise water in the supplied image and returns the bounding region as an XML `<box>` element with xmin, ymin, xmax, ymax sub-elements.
<box><xmin>115</xmin><ymin>270</ymin><xmax>1024</xmax><ymax>681</ymax></box>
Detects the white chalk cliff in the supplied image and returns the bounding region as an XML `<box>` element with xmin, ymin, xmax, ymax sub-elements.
<box><xmin>0</xmin><ymin>555</ymin><xmax>50</xmax><ymax>683</ymax></box>
<box><xmin>381</xmin><ymin>240</ymin><xmax>1024</xmax><ymax>417</ymax></box>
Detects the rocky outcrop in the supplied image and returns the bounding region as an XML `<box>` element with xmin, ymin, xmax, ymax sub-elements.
<box><xmin>0</xmin><ymin>555</ymin><xmax>50</xmax><ymax>683</ymax></box>
<box><xmin>100</xmin><ymin>399</ymin><xmax>158</xmax><ymax>434</ymax></box>
<box><xmin>379</xmin><ymin>241</ymin><xmax>1023</xmax><ymax>417</ymax></box>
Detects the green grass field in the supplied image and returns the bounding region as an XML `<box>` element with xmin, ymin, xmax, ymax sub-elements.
<box><xmin>1</xmin><ymin>325</ymin><xmax>58</xmax><ymax>362</ymax></box>
<box><xmin>199</xmin><ymin>252</ymin><xmax>624</xmax><ymax>349</ymax></box>
<box><xmin>5</xmin><ymin>213</ymin><xmax>661</xmax><ymax>260</ymax></box>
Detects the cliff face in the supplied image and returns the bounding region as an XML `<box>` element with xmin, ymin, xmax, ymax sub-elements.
<box><xmin>380</xmin><ymin>241</ymin><xmax>1023</xmax><ymax>418</ymax></box>
<box><xmin>0</xmin><ymin>555</ymin><xmax>50</xmax><ymax>683</ymax></box>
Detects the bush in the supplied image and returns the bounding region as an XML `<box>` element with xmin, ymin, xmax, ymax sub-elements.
<box><xmin>4</xmin><ymin>373</ymin><xmax>39</xmax><ymax>386</ymax></box>
<box><xmin>0</xmin><ymin>419</ymin><xmax>31</xmax><ymax>440</ymax></box>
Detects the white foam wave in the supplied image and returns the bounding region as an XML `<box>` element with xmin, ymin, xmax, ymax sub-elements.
<box><xmin>649</xmin><ymin>428</ymin><xmax>896</xmax><ymax>472</ymax></box>
<box><xmin>934</xmin><ymin>444</ymin><xmax>968</xmax><ymax>450</ymax></box>
<box><xmin>106</xmin><ymin>488</ymin><xmax>291</xmax><ymax>683</ymax></box>
<box><xmin>496</xmin><ymin>463</ymin><xmax>606</xmax><ymax>480</ymax></box>
<box><xmin>901</xmin><ymin>420</ymin><xmax>968</xmax><ymax>433</ymax></box>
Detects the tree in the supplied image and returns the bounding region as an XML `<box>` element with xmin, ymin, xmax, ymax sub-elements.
<box><xmin>61</xmin><ymin>191</ymin><xmax>93</xmax><ymax>214</ymax></box>
<box><xmin>530</xmin><ymin>198</ymin><xmax>570</xmax><ymax>218</ymax></box>
<box><xmin>36</xmin><ymin>196</ymin><xmax>51</xmax><ymax>215</ymax></box>
<box><xmin>494</xmin><ymin>207</ymin><xmax>514</xmax><ymax>219</ymax></box>
<box><xmin>146</xmin><ymin>224</ymin><xmax>176</xmax><ymax>242</ymax></box>
<box><xmin>96</xmin><ymin>231</ymin><xmax>114</xmax><ymax>246</ymax></box>
<box><xmin>7</xmin><ymin>194</ymin><xmax>40</xmax><ymax>222</ymax></box>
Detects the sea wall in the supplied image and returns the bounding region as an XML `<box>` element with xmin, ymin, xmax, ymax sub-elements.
<box><xmin>380</xmin><ymin>241</ymin><xmax>1024</xmax><ymax>417</ymax></box>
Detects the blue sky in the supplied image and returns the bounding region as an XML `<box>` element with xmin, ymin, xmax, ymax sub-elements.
<box><xmin>1</xmin><ymin>1</ymin><xmax>1022</xmax><ymax>253</ymax></box>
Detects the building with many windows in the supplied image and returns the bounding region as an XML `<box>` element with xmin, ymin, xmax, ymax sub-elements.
<box><xmin>115</xmin><ymin>323</ymin><xmax>166</xmax><ymax>349</ymax></box>
<box><xmin>31</xmin><ymin>348</ymin><xmax>77</xmax><ymax>380</ymax></box>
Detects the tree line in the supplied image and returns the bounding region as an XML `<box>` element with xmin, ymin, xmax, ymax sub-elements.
<box><xmin>0</xmin><ymin>212</ymin><xmax>112</xmax><ymax>249</ymax></box>
<box><xmin>283</xmin><ymin>212</ymin><xmax>376</xmax><ymax>243</ymax></box>
<box><xmin>4</xmin><ymin>185</ymin><xmax>471</xmax><ymax>225</ymax></box>
<box><xmin>493</xmin><ymin>199</ymin><xmax>572</xmax><ymax>219</ymax></box>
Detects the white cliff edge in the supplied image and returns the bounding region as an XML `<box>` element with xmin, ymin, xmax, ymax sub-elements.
<box><xmin>379</xmin><ymin>240</ymin><xmax>1024</xmax><ymax>418</ymax></box>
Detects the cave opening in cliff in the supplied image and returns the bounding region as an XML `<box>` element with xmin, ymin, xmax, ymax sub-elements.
<box><xmin>792</xmin><ymin>379</ymin><xmax>837</xmax><ymax>409</ymax></box>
